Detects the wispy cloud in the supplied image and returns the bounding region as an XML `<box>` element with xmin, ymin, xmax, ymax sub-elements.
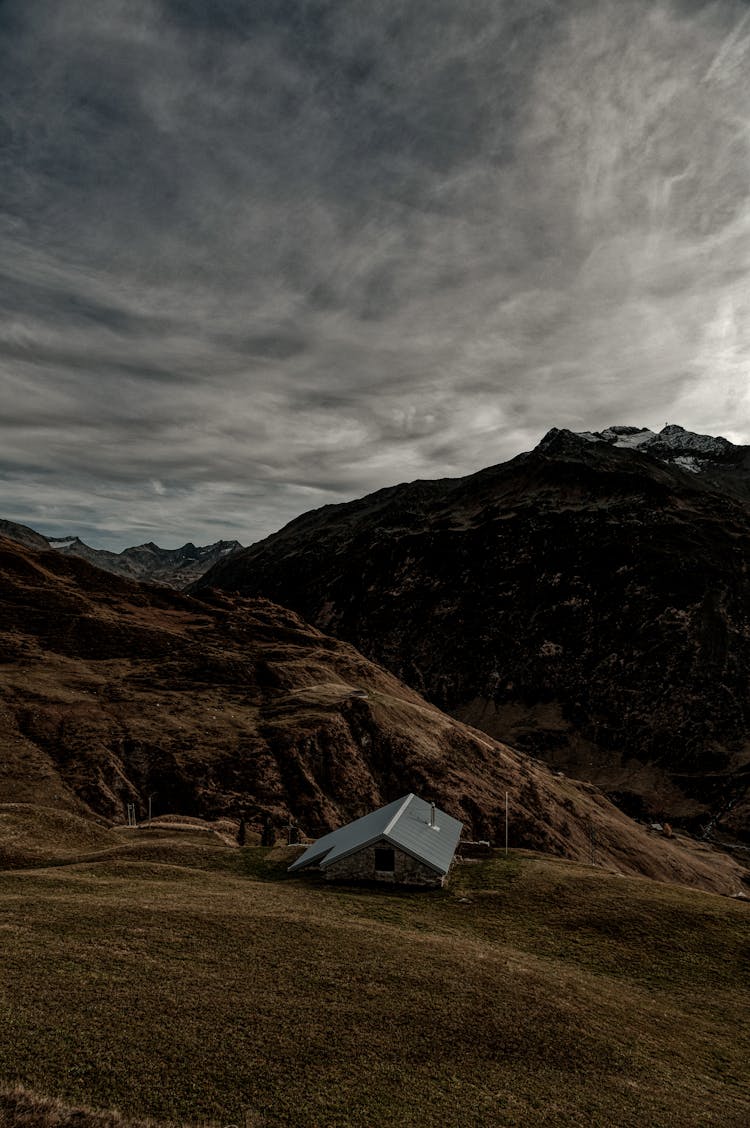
<box><xmin>1</xmin><ymin>0</ymin><xmax>749</xmax><ymax>548</ymax></box>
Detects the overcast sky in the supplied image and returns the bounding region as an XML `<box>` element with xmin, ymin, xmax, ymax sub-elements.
<box><xmin>2</xmin><ymin>0</ymin><xmax>750</xmax><ymax>549</ymax></box>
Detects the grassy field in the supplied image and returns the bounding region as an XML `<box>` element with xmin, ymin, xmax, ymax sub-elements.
<box><xmin>0</xmin><ymin>833</ymin><xmax>748</xmax><ymax>1127</ymax></box>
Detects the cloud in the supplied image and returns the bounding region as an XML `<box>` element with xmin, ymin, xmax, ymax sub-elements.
<box><xmin>1</xmin><ymin>0</ymin><xmax>750</xmax><ymax>548</ymax></box>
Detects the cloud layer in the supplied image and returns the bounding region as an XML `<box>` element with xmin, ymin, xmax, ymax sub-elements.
<box><xmin>1</xmin><ymin>0</ymin><xmax>750</xmax><ymax>548</ymax></box>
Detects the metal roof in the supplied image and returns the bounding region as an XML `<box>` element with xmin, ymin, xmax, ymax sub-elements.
<box><xmin>288</xmin><ymin>793</ymin><xmax>462</xmax><ymax>876</ymax></box>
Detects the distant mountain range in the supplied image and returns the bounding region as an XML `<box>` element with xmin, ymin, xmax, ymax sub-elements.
<box><xmin>0</xmin><ymin>519</ymin><xmax>241</xmax><ymax>588</ymax></box>
<box><xmin>195</xmin><ymin>424</ymin><xmax>750</xmax><ymax>842</ymax></box>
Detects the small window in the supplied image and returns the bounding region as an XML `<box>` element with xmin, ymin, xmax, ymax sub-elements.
<box><xmin>374</xmin><ymin>847</ymin><xmax>395</xmax><ymax>872</ymax></box>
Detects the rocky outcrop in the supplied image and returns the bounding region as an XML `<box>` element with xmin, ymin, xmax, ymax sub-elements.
<box><xmin>0</xmin><ymin>518</ymin><xmax>51</xmax><ymax>551</ymax></box>
<box><xmin>195</xmin><ymin>426</ymin><xmax>750</xmax><ymax>840</ymax></box>
<box><xmin>0</xmin><ymin>536</ymin><xmax>744</xmax><ymax>894</ymax></box>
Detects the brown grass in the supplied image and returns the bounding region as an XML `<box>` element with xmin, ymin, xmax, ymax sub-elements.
<box><xmin>2</xmin><ymin>533</ymin><xmax>747</xmax><ymax>897</ymax></box>
<box><xmin>0</xmin><ymin>842</ymin><xmax>747</xmax><ymax>1127</ymax></box>
<box><xmin>0</xmin><ymin>1083</ymin><xmax>169</xmax><ymax>1128</ymax></box>
<box><xmin>0</xmin><ymin>806</ymin><xmax>112</xmax><ymax>868</ymax></box>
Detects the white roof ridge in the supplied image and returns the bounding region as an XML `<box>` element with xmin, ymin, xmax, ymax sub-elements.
<box><xmin>382</xmin><ymin>792</ymin><xmax>414</xmax><ymax>836</ymax></box>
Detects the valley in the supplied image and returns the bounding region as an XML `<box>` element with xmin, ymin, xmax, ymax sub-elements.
<box><xmin>5</xmin><ymin>0</ymin><xmax>750</xmax><ymax>1120</ymax></box>
<box><xmin>3</xmin><ymin>427</ymin><xmax>750</xmax><ymax>1126</ymax></box>
<box><xmin>195</xmin><ymin>426</ymin><xmax>750</xmax><ymax>842</ymax></box>
<box><xmin>0</xmin><ymin>535</ymin><xmax>744</xmax><ymax>894</ymax></box>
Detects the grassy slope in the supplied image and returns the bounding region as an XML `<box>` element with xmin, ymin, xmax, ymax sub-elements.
<box><xmin>0</xmin><ymin>840</ymin><xmax>747</xmax><ymax>1128</ymax></box>
<box><xmin>0</xmin><ymin>1083</ymin><xmax>162</xmax><ymax>1128</ymax></box>
<box><xmin>2</xmin><ymin>536</ymin><xmax>747</xmax><ymax>895</ymax></box>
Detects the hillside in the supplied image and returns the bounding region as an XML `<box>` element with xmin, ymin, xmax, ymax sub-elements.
<box><xmin>195</xmin><ymin>425</ymin><xmax>750</xmax><ymax>841</ymax></box>
<box><xmin>0</xmin><ymin>846</ymin><xmax>747</xmax><ymax>1127</ymax></box>
<box><xmin>0</xmin><ymin>535</ymin><xmax>745</xmax><ymax>894</ymax></box>
<box><xmin>0</xmin><ymin>518</ymin><xmax>241</xmax><ymax>587</ymax></box>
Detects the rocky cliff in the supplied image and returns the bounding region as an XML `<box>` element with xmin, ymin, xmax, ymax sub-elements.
<box><xmin>195</xmin><ymin>425</ymin><xmax>750</xmax><ymax>841</ymax></box>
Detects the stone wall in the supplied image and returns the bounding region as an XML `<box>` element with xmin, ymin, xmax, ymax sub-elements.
<box><xmin>323</xmin><ymin>839</ymin><xmax>444</xmax><ymax>887</ymax></box>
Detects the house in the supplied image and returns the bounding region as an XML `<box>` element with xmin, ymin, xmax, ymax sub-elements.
<box><xmin>288</xmin><ymin>793</ymin><xmax>462</xmax><ymax>887</ymax></box>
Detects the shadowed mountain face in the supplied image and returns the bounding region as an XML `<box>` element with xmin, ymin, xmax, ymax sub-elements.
<box><xmin>0</xmin><ymin>519</ymin><xmax>241</xmax><ymax>588</ymax></box>
<box><xmin>195</xmin><ymin>426</ymin><xmax>750</xmax><ymax>841</ymax></box>
<box><xmin>0</xmin><ymin>535</ymin><xmax>744</xmax><ymax>894</ymax></box>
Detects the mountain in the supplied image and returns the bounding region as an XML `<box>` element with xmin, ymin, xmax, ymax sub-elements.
<box><xmin>0</xmin><ymin>519</ymin><xmax>242</xmax><ymax>587</ymax></box>
<box><xmin>0</xmin><ymin>534</ymin><xmax>744</xmax><ymax>893</ymax></box>
<box><xmin>564</xmin><ymin>424</ymin><xmax>750</xmax><ymax>494</ymax></box>
<box><xmin>194</xmin><ymin>424</ymin><xmax>750</xmax><ymax>842</ymax></box>
<box><xmin>0</xmin><ymin>518</ymin><xmax>51</xmax><ymax>551</ymax></box>
<box><xmin>46</xmin><ymin>535</ymin><xmax>244</xmax><ymax>587</ymax></box>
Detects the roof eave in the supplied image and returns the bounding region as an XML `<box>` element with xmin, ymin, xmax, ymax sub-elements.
<box><xmin>288</xmin><ymin>845</ymin><xmax>334</xmax><ymax>872</ymax></box>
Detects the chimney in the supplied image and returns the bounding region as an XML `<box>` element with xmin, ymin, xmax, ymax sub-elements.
<box><xmin>430</xmin><ymin>802</ymin><xmax>436</xmax><ymax>828</ymax></box>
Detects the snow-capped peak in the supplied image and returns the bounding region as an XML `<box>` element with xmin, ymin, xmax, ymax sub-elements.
<box><xmin>556</xmin><ymin>424</ymin><xmax>737</xmax><ymax>473</ymax></box>
<box><xmin>48</xmin><ymin>536</ymin><xmax>83</xmax><ymax>549</ymax></box>
<box><xmin>654</xmin><ymin>424</ymin><xmax>733</xmax><ymax>457</ymax></box>
<box><xmin>599</xmin><ymin>426</ymin><xmax>657</xmax><ymax>449</ymax></box>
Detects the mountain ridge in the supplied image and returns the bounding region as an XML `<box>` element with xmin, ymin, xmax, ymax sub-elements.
<box><xmin>0</xmin><ymin>533</ymin><xmax>745</xmax><ymax>894</ymax></box>
<box><xmin>194</xmin><ymin>424</ymin><xmax>750</xmax><ymax>842</ymax></box>
<box><xmin>0</xmin><ymin>518</ymin><xmax>242</xmax><ymax>588</ymax></box>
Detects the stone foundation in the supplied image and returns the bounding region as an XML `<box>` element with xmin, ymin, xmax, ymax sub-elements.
<box><xmin>323</xmin><ymin>839</ymin><xmax>444</xmax><ymax>887</ymax></box>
